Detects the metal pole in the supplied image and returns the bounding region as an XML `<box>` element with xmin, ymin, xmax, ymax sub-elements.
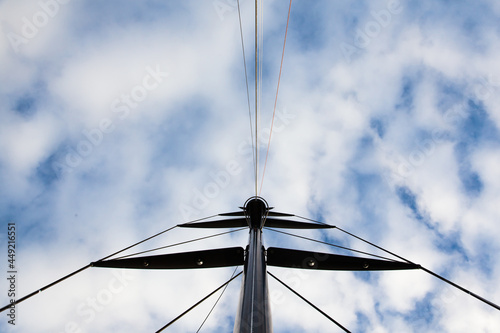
<box><xmin>233</xmin><ymin>198</ymin><xmax>272</xmax><ymax>332</ymax></box>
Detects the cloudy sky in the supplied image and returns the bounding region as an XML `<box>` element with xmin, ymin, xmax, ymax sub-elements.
<box><xmin>1</xmin><ymin>0</ymin><xmax>500</xmax><ymax>332</ymax></box>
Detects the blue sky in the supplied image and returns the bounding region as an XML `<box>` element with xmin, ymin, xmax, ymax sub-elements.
<box><xmin>1</xmin><ymin>0</ymin><xmax>500</xmax><ymax>332</ymax></box>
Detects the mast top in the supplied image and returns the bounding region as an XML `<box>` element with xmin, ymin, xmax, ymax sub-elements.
<box><xmin>243</xmin><ymin>196</ymin><xmax>268</xmax><ymax>229</ymax></box>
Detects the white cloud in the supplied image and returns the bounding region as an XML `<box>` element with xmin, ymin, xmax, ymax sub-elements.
<box><xmin>1</xmin><ymin>1</ymin><xmax>500</xmax><ymax>332</ymax></box>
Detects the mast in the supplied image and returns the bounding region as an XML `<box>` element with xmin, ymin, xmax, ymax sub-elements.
<box><xmin>88</xmin><ymin>196</ymin><xmax>423</xmax><ymax>331</ymax></box>
<box><xmin>4</xmin><ymin>195</ymin><xmax>460</xmax><ymax>331</ymax></box>
<box><xmin>233</xmin><ymin>197</ymin><xmax>272</xmax><ymax>332</ymax></box>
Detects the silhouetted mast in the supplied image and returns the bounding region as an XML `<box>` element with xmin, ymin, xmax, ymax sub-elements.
<box><xmin>93</xmin><ymin>196</ymin><xmax>420</xmax><ymax>332</ymax></box>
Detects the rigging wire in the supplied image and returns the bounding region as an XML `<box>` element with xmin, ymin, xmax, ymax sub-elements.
<box><xmin>268</xmin><ymin>271</ymin><xmax>351</xmax><ymax>333</ymax></box>
<box><xmin>253</xmin><ymin>0</ymin><xmax>265</xmax><ymax>196</ymax></box>
<box><xmin>258</xmin><ymin>0</ymin><xmax>264</xmax><ymax>161</ymax></box>
<box><xmin>0</xmin><ymin>215</ymin><xmax>218</xmax><ymax>313</ymax></box>
<box><xmin>254</xmin><ymin>0</ymin><xmax>259</xmax><ymax>196</ymax></box>
<box><xmin>259</xmin><ymin>0</ymin><xmax>292</xmax><ymax>196</ymax></box>
<box><xmin>293</xmin><ymin>215</ymin><xmax>500</xmax><ymax>312</ymax></box>
<box><xmin>181</xmin><ymin>214</ymin><xmax>221</xmax><ymax>226</ymax></box>
<box><xmin>333</xmin><ymin>225</ymin><xmax>500</xmax><ymax>312</ymax></box>
<box><xmin>196</xmin><ymin>266</ymin><xmax>240</xmax><ymax>333</ymax></box>
<box><xmin>236</xmin><ymin>0</ymin><xmax>256</xmax><ymax>179</ymax></box>
<box><xmin>294</xmin><ymin>214</ymin><xmax>335</xmax><ymax>227</ymax></box>
<box><xmin>0</xmin><ymin>224</ymin><xmax>173</xmax><ymax>313</ymax></box>
<box><xmin>0</xmin><ymin>264</ymin><xmax>92</xmax><ymax>314</ymax></box>
<box><xmin>113</xmin><ymin>228</ymin><xmax>247</xmax><ymax>260</ymax></box>
<box><xmin>156</xmin><ymin>270</ymin><xmax>243</xmax><ymax>332</ymax></box>
<box><xmin>264</xmin><ymin>227</ymin><xmax>399</xmax><ymax>262</ymax></box>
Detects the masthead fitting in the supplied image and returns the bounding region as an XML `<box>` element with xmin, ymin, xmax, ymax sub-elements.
<box><xmin>243</xmin><ymin>196</ymin><xmax>269</xmax><ymax>229</ymax></box>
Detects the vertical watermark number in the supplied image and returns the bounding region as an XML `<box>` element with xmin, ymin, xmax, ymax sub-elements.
<box><xmin>6</xmin><ymin>222</ymin><xmax>17</xmax><ymax>325</ymax></box>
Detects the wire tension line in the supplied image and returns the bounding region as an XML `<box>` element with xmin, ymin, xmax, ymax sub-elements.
<box><xmin>196</xmin><ymin>266</ymin><xmax>240</xmax><ymax>332</ymax></box>
<box><xmin>268</xmin><ymin>271</ymin><xmax>351</xmax><ymax>333</ymax></box>
<box><xmin>0</xmin><ymin>214</ymin><xmax>220</xmax><ymax>313</ymax></box>
<box><xmin>236</xmin><ymin>0</ymin><xmax>256</xmax><ymax>180</ymax></box>
<box><xmin>156</xmin><ymin>271</ymin><xmax>243</xmax><ymax>332</ymax></box>
<box><xmin>259</xmin><ymin>0</ymin><xmax>292</xmax><ymax>195</ymax></box>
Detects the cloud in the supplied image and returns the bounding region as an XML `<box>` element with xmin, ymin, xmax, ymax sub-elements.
<box><xmin>1</xmin><ymin>0</ymin><xmax>500</xmax><ymax>332</ymax></box>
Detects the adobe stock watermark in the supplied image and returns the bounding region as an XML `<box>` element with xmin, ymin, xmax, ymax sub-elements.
<box><xmin>382</xmin><ymin>74</ymin><xmax>500</xmax><ymax>185</ymax></box>
<box><xmin>213</xmin><ymin>0</ymin><xmax>245</xmax><ymax>21</ymax></box>
<box><xmin>51</xmin><ymin>65</ymin><xmax>169</xmax><ymax>177</ymax></box>
<box><xmin>58</xmin><ymin>270</ymin><xmax>135</xmax><ymax>333</ymax></box>
<box><xmin>178</xmin><ymin>107</ymin><xmax>295</xmax><ymax>221</ymax></box>
<box><xmin>340</xmin><ymin>0</ymin><xmax>403</xmax><ymax>64</ymax></box>
<box><xmin>5</xmin><ymin>222</ymin><xmax>17</xmax><ymax>326</ymax></box>
<box><xmin>380</xmin><ymin>104</ymin><xmax>467</xmax><ymax>185</ymax></box>
<box><xmin>236</xmin><ymin>107</ymin><xmax>297</xmax><ymax>164</ymax></box>
<box><xmin>269</xmin><ymin>255</ymin><xmax>338</xmax><ymax>306</ymax></box>
<box><xmin>269</xmin><ymin>268</ymin><xmax>309</xmax><ymax>306</ymax></box>
<box><xmin>432</xmin><ymin>284</ymin><xmax>459</xmax><ymax>314</ymax></box>
<box><xmin>5</xmin><ymin>0</ymin><xmax>72</xmax><ymax>54</ymax></box>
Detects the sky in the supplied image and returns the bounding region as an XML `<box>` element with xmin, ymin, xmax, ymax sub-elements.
<box><xmin>1</xmin><ymin>0</ymin><xmax>500</xmax><ymax>332</ymax></box>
